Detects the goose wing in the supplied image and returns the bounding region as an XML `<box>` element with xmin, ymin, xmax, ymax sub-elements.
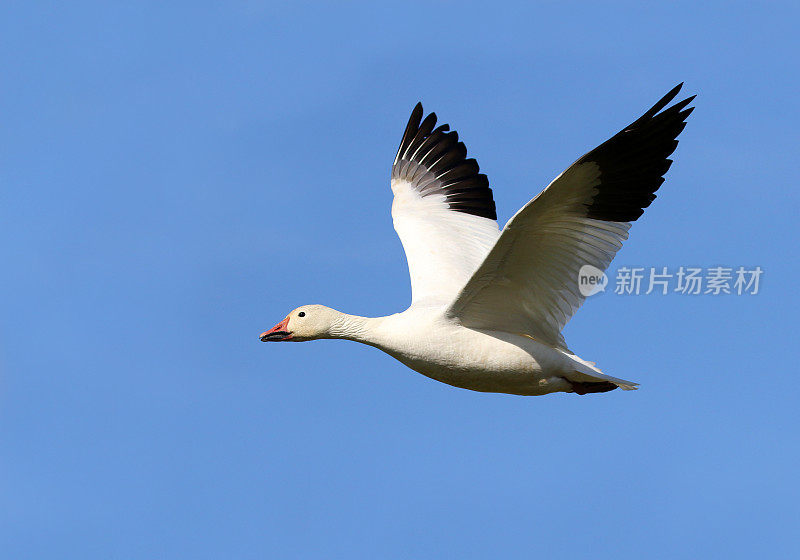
<box><xmin>391</xmin><ymin>104</ymin><xmax>500</xmax><ymax>307</ymax></box>
<box><xmin>446</xmin><ymin>84</ymin><xmax>695</xmax><ymax>349</ymax></box>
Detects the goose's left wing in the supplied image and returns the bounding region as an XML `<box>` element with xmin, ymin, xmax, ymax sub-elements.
<box><xmin>446</xmin><ymin>84</ymin><xmax>695</xmax><ymax>349</ymax></box>
<box><xmin>391</xmin><ymin>104</ymin><xmax>500</xmax><ymax>307</ymax></box>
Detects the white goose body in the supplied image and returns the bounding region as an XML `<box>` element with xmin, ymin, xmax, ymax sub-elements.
<box><xmin>335</xmin><ymin>308</ymin><xmax>569</xmax><ymax>395</ymax></box>
<box><xmin>362</xmin><ymin>309</ymin><xmax>610</xmax><ymax>395</ymax></box>
<box><xmin>261</xmin><ymin>85</ymin><xmax>695</xmax><ymax>396</ymax></box>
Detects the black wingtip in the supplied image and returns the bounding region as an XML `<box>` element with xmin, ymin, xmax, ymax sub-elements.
<box><xmin>581</xmin><ymin>84</ymin><xmax>695</xmax><ymax>223</ymax></box>
<box><xmin>395</xmin><ymin>103</ymin><xmax>426</xmax><ymax>165</ymax></box>
<box><xmin>638</xmin><ymin>83</ymin><xmax>684</xmax><ymax>121</ymax></box>
<box><xmin>392</xmin><ymin>103</ymin><xmax>498</xmax><ymax>221</ymax></box>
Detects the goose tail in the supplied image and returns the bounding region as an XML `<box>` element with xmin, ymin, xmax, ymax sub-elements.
<box><xmin>564</xmin><ymin>352</ymin><xmax>640</xmax><ymax>391</ymax></box>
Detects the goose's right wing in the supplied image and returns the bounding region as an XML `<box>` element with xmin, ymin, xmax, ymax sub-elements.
<box><xmin>446</xmin><ymin>84</ymin><xmax>695</xmax><ymax>349</ymax></box>
<box><xmin>391</xmin><ymin>104</ymin><xmax>500</xmax><ymax>308</ymax></box>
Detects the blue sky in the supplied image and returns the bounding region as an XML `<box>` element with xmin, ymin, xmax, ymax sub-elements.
<box><xmin>2</xmin><ymin>2</ymin><xmax>799</xmax><ymax>558</ymax></box>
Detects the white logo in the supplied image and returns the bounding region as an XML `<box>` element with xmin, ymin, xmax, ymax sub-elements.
<box><xmin>578</xmin><ymin>265</ymin><xmax>608</xmax><ymax>297</ymax></box>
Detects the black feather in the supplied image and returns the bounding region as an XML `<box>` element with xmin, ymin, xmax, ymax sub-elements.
<box><xmin>392</xmin><ymin>104</ymin><xmax>497</xmax><ymax>221</ymax></box>
<box><xmin>580</xmin><ymin>84</ymin><xmax>695</xmax><ymax>222</ymax></box>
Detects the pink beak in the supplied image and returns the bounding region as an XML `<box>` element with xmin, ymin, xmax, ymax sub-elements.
<box><xmin>259</xmin><ymin>316</ymin><xmax>293</xmax><ymax>342</ymax></box>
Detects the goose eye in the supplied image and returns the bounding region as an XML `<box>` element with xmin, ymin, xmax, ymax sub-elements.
<box><xmin>298</xmin><ymin>311</ymin><xmax>305</xmax><ymax>317</ymax></box>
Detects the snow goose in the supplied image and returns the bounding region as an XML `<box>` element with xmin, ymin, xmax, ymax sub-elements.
<box><xmin>261</xmin><ymin>84</ymin><xmax>694</xmax><ymax>396</ymax></box>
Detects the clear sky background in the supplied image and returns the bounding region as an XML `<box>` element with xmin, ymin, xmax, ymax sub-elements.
<box><xmin>2</xmin><ymin>2</ymin><xmax>798</xmax><ymax>558</ymax></box>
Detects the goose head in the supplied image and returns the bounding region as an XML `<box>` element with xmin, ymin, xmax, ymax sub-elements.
<box><xmin>259</xmin><ymin>305</ymin><xmax>339</xmax><ymax>342</ymax></box>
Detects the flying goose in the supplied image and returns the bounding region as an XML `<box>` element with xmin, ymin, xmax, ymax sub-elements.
<box><xmin>261</xmin><ymin>84</ymin><xmax>694</xmax><ymax>396</ymax></box>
